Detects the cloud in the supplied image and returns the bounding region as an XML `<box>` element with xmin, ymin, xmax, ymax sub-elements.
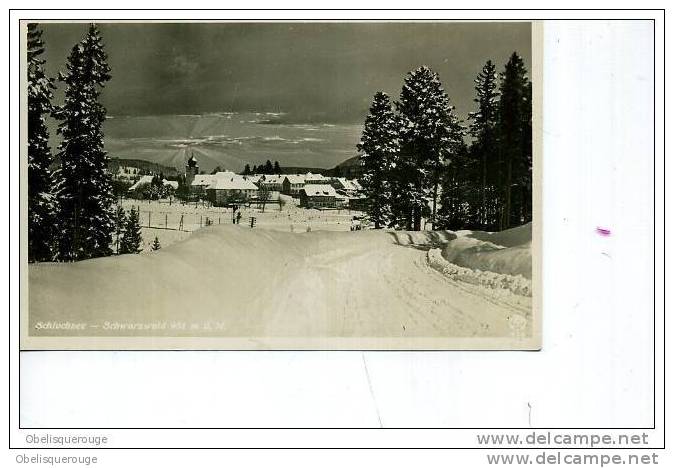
<box><xmin>168</xmin><ymin>53</ymin><xmax>200</xmax><ymax>80</ymax></box>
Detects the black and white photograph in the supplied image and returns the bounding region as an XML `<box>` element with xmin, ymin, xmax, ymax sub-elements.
<box><xmin>23</xmin><ymin>21</ymin><xmax>539</xmax><ymax>349</ymax></box>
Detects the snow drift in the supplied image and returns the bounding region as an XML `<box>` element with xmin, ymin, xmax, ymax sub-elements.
<box><xmin>441</xmin><ymin>223</ymin><xmax>532</xmax><ymax>280</ymax></box>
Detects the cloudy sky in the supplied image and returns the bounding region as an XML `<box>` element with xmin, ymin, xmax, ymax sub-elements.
<box><xmin>40</xmin><ymin>22</ymin><xmax>531</xmax><ymax>123</ymax></box>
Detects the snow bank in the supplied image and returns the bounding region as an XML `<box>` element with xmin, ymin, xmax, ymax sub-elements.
<box><xmin>387</xmin><ymin>230</ymin><xmax>457</xmax><ymax>247</ymax></box>
<box><xmin>442</xmin><ymin>223</ymin><xmax>532</xmax><ymax>279</ymax></box>
<box><xmin>427</xmin><ymin>248</ymin><xmax>532</xmax><ymax>297</ymax></box>
<box><xmin>456</xmin><ymin>222</ymin><xmax>531</xmax><ymax>248</ymax></box>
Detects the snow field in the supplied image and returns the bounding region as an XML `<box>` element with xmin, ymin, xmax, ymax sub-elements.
<box><xmin>118</xmin><ymin>196</ymin><xmax>364</xmax><ymax>251</ymax></box>
<box><xmin>29</xmin><ymin>225</ymin><xmax>532</xmax><ymax>339</ymax></box>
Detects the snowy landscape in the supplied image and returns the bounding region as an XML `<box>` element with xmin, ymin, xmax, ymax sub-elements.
<box><xmin>29</xmin><ymin>219</ymin><xmax>532</xmax><ymax>339</ymax></box>
<box><xmin>26</xmin><ymin>22</ymin><xmax>534</xmax><ymax>348</ymax></box>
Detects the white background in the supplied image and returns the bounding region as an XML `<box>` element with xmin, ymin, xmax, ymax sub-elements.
<box><xmin>4</xmin><ymin>7</ymin><xmax>666</xmax><ymax>467</ymax></box>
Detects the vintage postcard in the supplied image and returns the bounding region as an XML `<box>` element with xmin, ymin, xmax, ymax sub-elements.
<box><xmin>21</xmin><ymin>21</ymin><xmax>541</xmax><ymax>349</ymax></box>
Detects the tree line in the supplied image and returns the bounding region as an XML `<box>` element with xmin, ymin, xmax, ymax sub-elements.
<box><xmin>28</xmin><ymin>23</ymin><xmax>133</xmax><ymax>262</ymax></box>
<box><xmin>241</xmin><ymin>160</ymin><xmax>282</xmax><ymax>175</ymax></box>
<box><xmin>357</xmin><ymin>54</ymin><xmax>532</xmax><ymax>232</ymax></box>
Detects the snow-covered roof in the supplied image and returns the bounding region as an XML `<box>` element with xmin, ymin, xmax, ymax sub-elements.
<box><xmin>245</xmin><ymin>174</ymin><xmax>263</xmax><ymax>183</ymax></box>
<box><xmin>334</xmin><ymin>177</ymin><xmax>360</xmax><ymax>191</ymax></box>
<box><xmin>206</xmin><ymin>175</ymin><xmax>259</xmax><ymax>191</ymax></box>
<box><xmin>304</xmin><ymin>172</ymin><xmax>329</xmax><ymax>182</ymax></box>
<box><xmin>259</xmin><ymin>174</ymin><xmax>285</xmax><ymax>184</ymax></box>
<box><xmin>213</xmin><ymin>171</ymin><xmax>237</xmax><ymax>179</ymax></box>
<box><xmin>191</xmin><ymin>174</ymin><xmax>215</xmax><ymax>186</ymax></box>
<box><xmin>128</xmin><ymin>175</ymin><xmax>153</xmax><ymax>191</ymax></box>
<box><xmin>284</xmin><ymin>175</ymin><xmax>306</xmax><ymax>184</ymax></box>
<box><xmin>129</xmin><ymin>175</ymin><xmax>179</xmax><ymax>191</ymax></box>
<box><xmin>301</xmin><ymin>184</ymin><xmax>337</xmax><ymax>197</ymax></box>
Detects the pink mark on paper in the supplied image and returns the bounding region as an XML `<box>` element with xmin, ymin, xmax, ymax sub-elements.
<box><xmin>596</xmin><ymin>227</ymin><xmax>611</xmax><ymax>237</ymax></box>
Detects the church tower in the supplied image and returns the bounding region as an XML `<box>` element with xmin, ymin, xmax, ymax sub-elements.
<box><xmin>185</xmin><ymin>153</ymin><xmax>199</xmax><ymax>187</ymax></box>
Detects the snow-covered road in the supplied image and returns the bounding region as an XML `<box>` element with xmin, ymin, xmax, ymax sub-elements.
<box><xmin>28</xmin><ymin>225</ymin><xmax>532</xmax><ymax>339</ymax></box>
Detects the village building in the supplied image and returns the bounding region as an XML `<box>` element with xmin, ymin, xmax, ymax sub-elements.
<box><xmin>299</xmin><ymin>184</ymin><xmax>338</xmax><ymax>209</ymax></box>
<box><xmin>127</xmin><ymin>175</ymin><xmax>178</xmax><ymax>198</ymax></box>
<box><xmin>331</xmin><ymin>177</ymin><xmax>362</xmax><ymax>195</ymax></box>
<box><xmin>282</xmin><ymin>174</ymin><xmax>306</xmax><ymax>197</ymax></box>
<box><xmin>304</xmin><ymin>172</ymin><xmax>331</xmax><ymax>185</ymax></box>
<box><xmin>257</xmin><ymin>174</ymin><xmax>285</xmax><ymax>192</ymax></box>
<box><xmin>335</xmin><ymin>192</ymin><xmax>350</xmax><ymax>209</ymax></box>
<box><xmin>190</xmin><ymin>174</ymin><xmax>216</xmax><ymax>195</ymax></box>
<box><xmin>348</xmin><ymin>194</ymin><xmax>368</xmax><ymax>211</ymax></box>
<box><xmin>206</xmin><ymin>173</ymin><xmax>259</xmax><ymax>206</ymax></box>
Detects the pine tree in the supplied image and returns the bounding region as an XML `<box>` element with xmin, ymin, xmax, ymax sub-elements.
<box><xmin>264</xmin><ymin>160</ymin><xmax>273</xmax><ymax>174</ymax></box>
<box><xmin>27</xmin><ymin>23</ymin><xmax>57</xmax><ymax>262</ymax></box>
<box><xmin>436</xmin><ymin>141</ymin><xmax>472</xmax><ymax>230</ymax></box>
<box><xmin>468</xmin><ymin>60</ymin><xmax>500</xmax><ymax>229</ymax></box>
<box><xmin>274</xmin><ymin>161</ymin><xmax>281</xmax><ymax>174</ymax></box>
<box><xmin>119</xmin><ymin>207</ymin><xmax>142</xmax><ymax>254</ymax></box>
<box><xmin>396</xmin><ymin>66</ymin><xmax>464</xmax><ymax>230</ymax></box>
<box><xmin>513</xmin><ymin>80</ymin><xmax>533</xmax><ymax>225</ymax></box>
<box><xmin>243</xmin><ymin>164</ymin><xmax>251</xmax><ymax>175</ymax></box>
<box><xmin>151</xmin><ymin>236</ymin><xmax>161</xmax><ymax>251</ymax></box>
<box><xmin>356</xmin><ymin>92</ymin><xmax>398</xmax><ymax>229</ymax></box>
<box><xmin>53</xmin><ymin>24</ymin><xmax>114</xmax><ymax>261</ymax></box>
<box><xmin>498</xmin><ymin>52</ymin><xmax>530</xmax><ymax>230</ymax></box>
<box><xmin>114</xmin><ymin>205</ymin><xmax>126</xmax><ymax>254</ymax></box>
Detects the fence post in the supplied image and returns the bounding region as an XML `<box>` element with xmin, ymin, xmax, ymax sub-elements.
<box><xmin>148</xmin><ymin>212</ymin><xmax>151</xmax><ymax>228</ymax></box>
<box><xmin>165</xmin><ymin>213</ymin><xmax>168</xmax><ymax>228</ymax></box>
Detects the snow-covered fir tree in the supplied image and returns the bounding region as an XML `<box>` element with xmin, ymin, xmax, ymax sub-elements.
<box><xmin>53</xmin><ymin>24</ymin><xmax>114</xmax><ymax>261</ymax></box>
<box><xmin>436</xmin><ymin>140</ymin><xmax>473</xmax><ymax>230</ymax></box>
<box><xmin>119</xmin><ymin>207</ymin><xmax>142</xmax><ymax>254</ymax></box>
<box><xmin>27</xmin><ymin>23</ymin><xmax>57</xmax><ymax>262</ymax></box>
<box><xmin>114</xmin><ymin>205</ymin><xmax>126</xmax><ymax>254</ymax></box>
<box><xmin>151</xmin><ymin>236</ymin><xmax>161</xmax><ymax>251</ymax></box>
<box><xmin>498</xmin><ymin>52</ymin><xmax>530</xmax><ymax>230</ymax></box>
<box><xmin>517</xmin><ymin>80</ymin><xmax>533</xmax><ymax>225</ymax></box>
<box><xmin>468</xmin><ymin>60</ymin><xmax>501</xmax><ymax>229</ymax></box>
<box><xmin>396</xmin><ymin>66</ymin><xmax>464</xmax><ymax>231</ymax></box>
<box><xmin>356</xmin><ymin>92</ymin><xmax>398</xmax><ymax>229</ymax></box>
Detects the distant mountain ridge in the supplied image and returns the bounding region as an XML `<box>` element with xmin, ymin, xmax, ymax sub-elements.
<box><xmin>324</xmin><ymin>155</ymin><xmax>362</xmax><ymax>178</ymax></box>
<box><xmin>105</xmin><ymin>155</ymin><xmax>362</xmax><ymax>179</ymax></box>
<box><xmin>108</xmin><ymin>157</ymin><xmax>179</xmax><ymax>177</ymax></box>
